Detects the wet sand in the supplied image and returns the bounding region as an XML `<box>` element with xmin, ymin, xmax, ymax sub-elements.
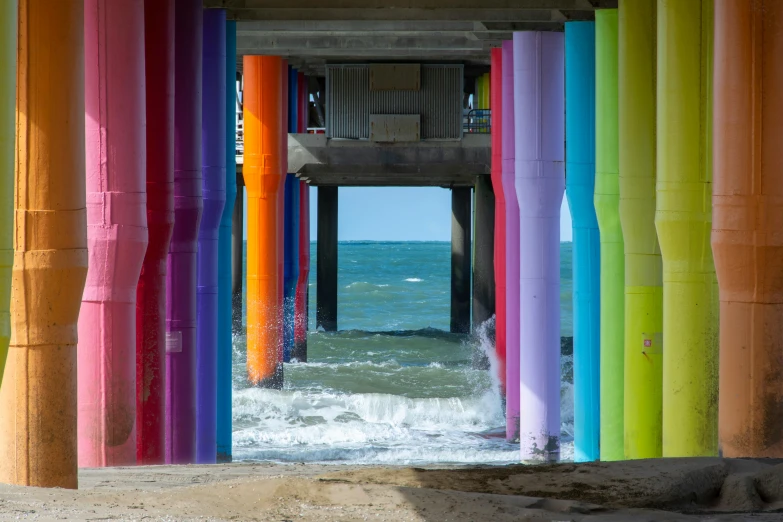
<box><xmin>1</xmin><ymin>457</ymin><xmax>782</xmax><ymax>521</ymax></box>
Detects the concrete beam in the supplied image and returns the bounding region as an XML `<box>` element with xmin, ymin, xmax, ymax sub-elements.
<box><xmin>206</xmin><ymin>1</ymin><xmax>608</xmax><ymax>10</ymax></box>
<box><xmin>286</xmin><ymin>133</ymin><xmax>490</xmax><ymax>187</ymax></box>
<box><xmin>214</xmin><ymin>8</ymin><xmax>605</xmax><ymax>22</ymax></box>
<box><xmin>237</xmin><ymin>34</ymin><xmax>489</xmax><ymax>52</ymax></box>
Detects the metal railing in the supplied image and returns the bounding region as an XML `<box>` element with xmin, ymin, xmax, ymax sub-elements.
<box><xmin>463</xmin><ymin>109</ymin><xmax>491</xmax><ymax>134</ymax></box>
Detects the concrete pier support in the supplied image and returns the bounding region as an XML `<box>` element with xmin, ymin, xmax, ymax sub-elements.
<box><xmin>714</xmin><ymin>0</ymin><xmax>783</xmax><ymax>458</ymax></box>
<box><xmin>232</xmin><ymin>173</ymin><xmax>244</xmax><ymax>333</ymax></box>
<box><xmin>0</xmin><ymin>0</ymin><xmax>88</xmax><ymax>488</ymax></box>
<box><xmin>317</xmin><ymin>186</ymin><xmax>338</xmax><ymax>332</ymax></box>
<box><xmin>136</xmin><ymin>0</ymin><xmax>175</xmax><ymax>466</ymax></box>
<box><xmin>217</xmin><ymin>19</ymin><xmax>237</xmax><ymax>464</ymax></box>
<box><xmin>450</xmin><ymin>187</ymin><xmax>472</xmax><ymax>334</ymax></box>
<box><xmin>166</xmin><ymin>0</ymin><xmax>203</xmax><ymax>464</ymax></box>
<box><xmin>657</xmin><ymin>0</ymin><xmax>718</xmax><ymax>458</ymax></box>
<box><xmin>619</xmin><ymin>0</ymin><xmax>662</xmax><ymax>461</ymax></box>
<box><xmin>79</xmin><ymin>0</ymin><xmax>149</xmax><ymax>468</ymax></box>
<box><xmin>0</xmin><ymin>0</ymin><xmax>13</xmax><ymax>396</ymax></box>
<box><xmin>472</xmin><ymin>176</ymin><xmax>495</xmax><ymax>329</ymax></box>
<box><xmin>565</xmin><ymin>20</ymin><xmax>600</xmax><ymax>463</ymax></box>
<box><xmin>502</xmin><ymin>40</ymin><xmax>520</xmax><ymax>442</ymax></box>
<box><xmin>514</xmin><ymin>31</ymin><xmax>564</xmax><ymax>462</ymax></box>
<box><xmin>196</xmin><ymin>9</ymin><xmax>227</xmax><ymax>465</ymax></box>
<box><xmin>244</xmin><ymin>55</ymin><xmax>284</xmax><ymax>387</ymax></box>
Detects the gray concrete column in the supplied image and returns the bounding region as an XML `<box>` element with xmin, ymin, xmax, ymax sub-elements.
<box><xmin>451</xmin><ymin>187</ymin><xmax>472</xmax><ymax>334</ymax></box>
<box><xmin>473</xmin><ymin>175</ymin><xmax>495</xmax><ymax>329</ymax></box>
<box><xmin>232</xmin><ymin>172</ymin><xmax>244</xmax><ymax>333</ymax></box>
<box><xmin>317</xmin><ymin>186</ymin><xmax>338</xmax><ymax>331</ymax></box>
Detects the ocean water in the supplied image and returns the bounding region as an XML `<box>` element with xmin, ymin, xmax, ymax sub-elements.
<box><xmin>233</xmin><ymin>241</ymin><xmax>574</xmax><ymax>464</ymax></box>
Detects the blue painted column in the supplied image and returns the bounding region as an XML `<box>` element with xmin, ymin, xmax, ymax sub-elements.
<box><xmin>283</xmin><ymin>66</ymin><xmax>300</xmax><ymax>362</ymax></box>
<box><xmin>196</xmin><ymin>8</ymin><xmax>227</xmax><ymax>464</ymax></box>
<box><xmin>565</xmin><ymin>22</ymin><xmax>600</xmax><ymax>462</ymax></box>
<box><xmin>216</xmin><ymin>19</ymin><xmax>236</xmax><ymax>463</ymax></box>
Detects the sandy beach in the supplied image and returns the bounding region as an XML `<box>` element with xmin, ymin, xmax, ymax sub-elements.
<box><xmin>1</xmin><ymin>458</ymin><xmax>782</xmax><ymax>521</ymax></box>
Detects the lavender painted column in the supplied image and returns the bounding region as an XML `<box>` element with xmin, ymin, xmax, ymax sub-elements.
<box><xmin>166</xmin><ymin>0</ymin><xmax>203</xmax><ymax>464</ymax></box>
<box><xmin>502</xmin><ymin>40</ymin><xmax>520</xmax><ymax>442</ymax></box>
<box><xmin>195</xmin><ymin>8</ymin><xmax>226</xmax><ymax>464</ymax></box>
<box><xmin>514</xmin><ymin>31</ymin><xmax>565</xmax><ymax>461</ymax></box>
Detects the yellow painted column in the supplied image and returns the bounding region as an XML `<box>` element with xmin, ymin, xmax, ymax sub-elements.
<box><xmin>619</xmin><ymin>0</ymin><xmax>663</xmax><ymax>460</ymax></box>
<box><xmin>0</xmin><ymin>0</ymin><xmax>15</xmax><ymax>387</ymax></box>
<box><xmin>0</xmin><ymin>0</ymin><xmax>88</xmax><ymax>488</ymax></box>
<box><xmin>656</xmin><ymin>0</ymin><xmax>718</xmax><ymax>457</ymax></box>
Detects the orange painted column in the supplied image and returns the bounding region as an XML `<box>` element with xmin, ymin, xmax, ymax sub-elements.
<box><xmin>244</xmin><ymin>56</ymin><xmax>284</xmax><ymax>387</ymax></box>
<box><xmin>714</xmin><ymin>0</ymin><xmax>783</xmax><ymax>458</ymax></box>
<box><xmin>0</xmin><ymin>0</ymin><xmax>88</xmax><ymax>489</ymax></box>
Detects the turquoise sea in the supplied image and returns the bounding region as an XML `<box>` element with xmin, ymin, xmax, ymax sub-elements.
<box><xmin>232</xmin><ymin>241</ymin><xmax>574</xmax><ymax>464</ymax></box>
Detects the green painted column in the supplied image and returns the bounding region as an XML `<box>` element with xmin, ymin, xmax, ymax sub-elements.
<box><xmin>657</xmin><ymin>0</ymin><xmax>719</xmax><ymax>457</ymax></box>
<box><xmin>594</xmin><ymin>9</ymin><xmax>625</xmax><ymax>462</ymax></box>
<box><xmin>618</xmin><ymin>0</ymin><xmax>663</xmax><ymax>460</ymax></box>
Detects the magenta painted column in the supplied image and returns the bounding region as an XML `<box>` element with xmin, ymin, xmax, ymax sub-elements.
<box><xmin>514</xmin><ymin>31</ymin><xmax>565</xmax><ymax>461</ymax></box>
<box><xmin>166</xmin><ymin>0</ymin><xmax>203</xmax><ymax>464</ymax></box>
<box><xmin>502</xmin><ymin>40</ymin><xmax>520</xmax><ymax>442</ymax></box>
<box><xmin>78</xmin><ymin>0</ymin><xmax>149</xmax><ymax>467</ymax></box>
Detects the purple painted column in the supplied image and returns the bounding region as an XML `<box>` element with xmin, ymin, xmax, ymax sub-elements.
<box><xmin>513</xmin><ymin>31</ymin><xmax>564</xmax><ymax>461</ymax></box>
<box><xmin>502</xmin><ymin>41</ymin><xmax>520</xmax><ymax>442</ymax></box>
<box><xmin>196</xmin><ymin>8</ymin><xmax>226</xmax><ymax>464</ymax></box>
<box><xmin>166</xmin><ymin>0</ymin><xmax>203</xmax><ymax>464</ymax></box>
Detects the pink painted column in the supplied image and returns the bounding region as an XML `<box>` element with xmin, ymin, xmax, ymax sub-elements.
<box><xmin>78</xmin><ymin>0</ymin><xmax>149</xmax><ymax>467</ymax></box>
<box><xmin>514</xmin><ymin>31</ymin><xmax>564</xmax><ymax>461</ymax></box>
<box><xmin>502</xmin><ymin>40</ymin><xmax>520</xmax><ymax>442</ymax></box>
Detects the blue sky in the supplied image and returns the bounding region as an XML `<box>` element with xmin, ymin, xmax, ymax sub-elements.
<box><xmin>243</xmin><ymin>186</ymin><xmax>574</xmax><ymax>242</ymax></box>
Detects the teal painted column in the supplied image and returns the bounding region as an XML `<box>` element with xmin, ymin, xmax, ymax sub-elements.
<box><xmin>565</xmin><ymin>21</ymin><xmax>600</xmax><ymax>463</ymax></box>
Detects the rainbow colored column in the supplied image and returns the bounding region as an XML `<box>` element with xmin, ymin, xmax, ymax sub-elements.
<box><xmin>594</xmin><ymin>10</ymin><xmax>624</xmax><ymax>462</ymax></box>
<box><xmin>514</xmin><ymin>31</ymin><xmax>564</xmax><ymax>461</ymax></box>
<box><xmin>501</xmin><ymin>40</ymin><xmax>520</xmax><ymax>442</ymax></box>
<box><xmin>79</xmin><ymin>0</ymin><xmax>149</xmax><ymax>468</ymax></box>
<box><xmin>293</xmin><ymin>73</ymin><xmax>310</xmax><ymax>362</ymax></box>
<box><xmin>619</xmin><ymin>0</ymin><xmax>662</xmax><ymax>461</ymax></box>
<box><xmin>714</xmin><ymin>0</ymin><xmax>783</xmax><ymax>458</ymax></box>
<box><xmin>657</xmin><ymin>0</ymin><xmax>718</xmax><ymax>457</ymax></box>
<box><xmin>196</xmin><ymin>8</ymin><xmax>227</xmax><ymax>464</ymax></box>
<box><xmin>136</xmin><ymin>0</ymin><xmax>175</xmax><ymax>465</ymax></box>
<box><xmin>565</xmin><ymin>21</ymin><xmax>600</xmax><ymax>463</ymax></box>
<box><xmin>0</xmin><ymin>0</ymin><xmax>15</xmax><ymax>390</ymax></box>
<box><xmin>245</xmin><ymin>56</ymin><xmax>284</xmax><ymax>386</ymax></box>
<box><xmin>283</xmin><ymin>66</ymin><xmax>300</xmax><ymax>363</ymax></box>
<box><xmin>0</xmin><ymin>0</ymin><xmax>88</xmax><ymax>488</ymax></box>
<box><xmin>166</xmin><ymin>0</ymin><xmax>203</xmax><ymax>464</ymax></box>
<box><xmin>490</xmin><ymin>48</ymin><xmax>506</xmax><ymax>391</ymax></box>
<box><xmin>217</xmin><ymin>19</ymin><xmax>237</xmax><ymax>463</ymax></box>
